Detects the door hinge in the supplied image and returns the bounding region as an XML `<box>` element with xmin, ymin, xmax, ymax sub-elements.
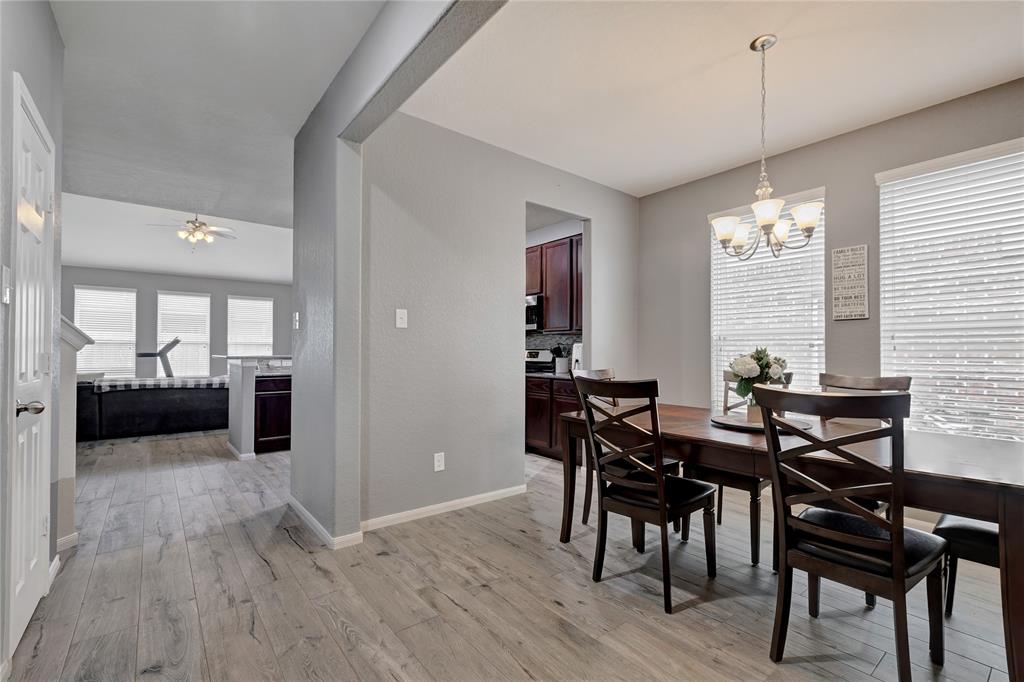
<box><xmin>42</xmin><ymin>514</ymin><xmax>49</xmax><ymax>537</ymax></box>
<box><xmin>1</xmin><ymin>265</ymin><xmax>10</xmax><ymax>305</ymax></box>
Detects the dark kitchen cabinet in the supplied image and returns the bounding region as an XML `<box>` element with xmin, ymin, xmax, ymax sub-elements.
<box><xmin>525</xmin><ymin>376</ymin><xmax>582</xmax><ymax>463</ymax></box>
<box><xmin>550</xmin><ymin>379</ymin><xmax>581</xmax><ymax>455</ymax></box>
<box><xmin>254</xmin><ymin>376</ymin><xmax>291</xmax><ymax>454</ymax></box>
<box><xmin>525</xmin><ymin>245</ymin><xmax>542</xmax><ymax>295</ymax></box>
<box><xmin>525</xmin><ymin>378</ymin><xmax>552</xmax><ymax>450</ymax></box>
<box><xmin>542</xmin><ymin>238</ymin><xmax>572</xmax><ymax>331</ymax></box>
<box><xmin>572</xmin><ymin>234</ymin><xmax>583</xmax><ymax>332</ymax></box>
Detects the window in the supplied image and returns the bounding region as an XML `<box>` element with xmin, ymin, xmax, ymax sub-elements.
<box><xmin>157</xmin><ymin>291</ymin><xmax>211</xmax><ymax>377</ymax></box>
<box><xmin>227</xmin><ymin>296</ymin><xmax>274</xmax><ymax>356</ymax></box>
<box><xmin>710</xmin><ymin>190</ymin><xmax>826</xmax><ymax>413</ymax></box>
<box><xmin>878</xmin><ymin>141</ymin><xmax>1024</xmax><ymax>442</ymax></box>
<box><xmin>74</xmin><ymin>286</ymin><xmax>137</xmax><ymax>377</ymax></box>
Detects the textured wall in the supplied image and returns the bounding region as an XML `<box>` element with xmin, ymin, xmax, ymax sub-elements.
<box><xmin>637</xmin><ymin>79</ymin><xmax>1024</xmax><ymax>407</ymax></box>
<box><xmin>360</xmin><ymin>112</ymin><xmax>637</xmax><ymax>520</ymax></box>
<box><xmin>61</xmin><ymin>266</ymin><xmax>293</xmax><ymax>377</ymax></box>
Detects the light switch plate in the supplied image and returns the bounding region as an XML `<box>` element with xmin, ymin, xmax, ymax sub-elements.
<box><xmin>292</xmin><ymin>311</ymin><xmax>301</xmax><ymax>331</ymax></box>
<box><xmin>395</xmin><ymin>308</ymin><xmax>408</xmax><ymax>329</ymax></box>
<box><xmin>433</xmin><ymin>452</ymin><xmax>445</xmax><ymax>472</ymax></box>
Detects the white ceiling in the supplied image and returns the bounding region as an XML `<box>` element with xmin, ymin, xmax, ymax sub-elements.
<box><xmin>52</xmin><ymin>1</ymin><xmax>384</xmax><ymax>228</ymax></box>
<box><xmin>62</xmin><ymin>193</ymin><xmax>293</xmax><ymax>284</ymax></box>
<box><xmin>402</xmin><ymin>1</ymin><xmax>1024</xmax><ymax>198</ymax></box>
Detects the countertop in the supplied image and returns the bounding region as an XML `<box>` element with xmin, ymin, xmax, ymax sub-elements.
<box><xmin>526</xmin><ymin>372</ymin><xmax>574</xmax><ymax>380</ymax></box>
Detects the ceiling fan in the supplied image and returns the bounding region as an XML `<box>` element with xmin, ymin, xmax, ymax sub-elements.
<box><xmin>147</xmin><ymin>213</ymin><xmax>238</xmax><ymax>244</ymax></box>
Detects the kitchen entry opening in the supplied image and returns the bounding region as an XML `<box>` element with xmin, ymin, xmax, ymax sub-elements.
<box><xmin>524</xmin><ymin>202</ymin><xmax>588</xmax><ymax>460</ymax></box>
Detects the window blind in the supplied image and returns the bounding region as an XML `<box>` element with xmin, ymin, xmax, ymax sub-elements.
<box><xmin>74</xmin><ymin>286</ymin><xmax>137</xmax><ymax>377</ymax></box>
<box><xmin>157</xmin><ymin>291</ymin><xmax>211</xmax><ymax>377</ymax></box>
<box><xmin>227</xmin><ymin>296</ymin><xmax>274</xmax><ymax>356</ymax></box>
<box><xmin>879</xmin><ymin>147</ymin><xmax>1024</xmax><ymax>442</ymax></box>
<box><xmin>710</xmin><ymin>196</ymin><xmax>826</xmax><ymax>413</ymax></box>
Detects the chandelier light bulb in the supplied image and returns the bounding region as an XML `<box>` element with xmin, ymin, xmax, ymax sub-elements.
<box><xmin>730</xmin><ymin>223</ymin><xmax>752</xmax><ymax>250</ymax></box>
<box><xmin>772</xmin><ymin>218</ymin><xmax>792</xmax><ymax>243</ymax></box>
<box><xmin>204</xmin><ymin>233</ymin><xmax>214</xmax><ymax>243</ymax></box>
<box><xmin>752</xmin><ymin>198</ymin><xmax>785</xmax><ymax>228</ymax></box>
<box><xmin>711</xmin><ymin>216</ymin><xmax>741</xmax><ymax>243</ymax></box>
<box><xmin>791</xmin><ymin>201</ymin><xmax>824</xmax><ymax>233</ymax></box>
<box><xmin>177</xmin><ymin>230</ymin><xmax>188</xmax><ymax>239</ymax></box>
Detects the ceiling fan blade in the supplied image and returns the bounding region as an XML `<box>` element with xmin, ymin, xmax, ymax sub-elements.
<box><xmin>207</xmin><ymin>226</ymin><xmax>238</xmax><ymax>239</ymax></box>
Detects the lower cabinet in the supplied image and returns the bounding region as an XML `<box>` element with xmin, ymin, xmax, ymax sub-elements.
<box><xmin>525</xmin><ymin>377</ymin><xmax>582</xmax><ymax>462</ymax></box>
<box><xmin>254</xmin><ymin>376</ymin><xmax>291</xmax><ymax>454</ymax></box>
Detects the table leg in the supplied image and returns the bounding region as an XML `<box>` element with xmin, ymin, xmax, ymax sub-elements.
<box><xmin>1000</xmin><ymin>491</ymin><xmax>1024</xmax><ymax>682</ymax></box>
<box><xmin>559</xmin><ymin>422</ymin><xmax>577</xmax><ymax>543</ymax></box>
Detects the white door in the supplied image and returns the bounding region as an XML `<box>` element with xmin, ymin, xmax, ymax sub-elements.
<box><xmin>7</xmin><ymin>72</ymin><xmax>55</xmax><ymax>655</ymax></box>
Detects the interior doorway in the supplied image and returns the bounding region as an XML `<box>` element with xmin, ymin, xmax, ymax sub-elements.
<box><xmin>524</xmin><ymin>202</ymin><xmax>588</xmax><ymax>461</ymax></box>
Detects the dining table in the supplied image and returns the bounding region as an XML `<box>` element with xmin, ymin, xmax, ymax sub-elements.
<box><xmin>557</xmin><ymin>403</ymin><xmax>1024</xmax><ymax>681</ymax></box>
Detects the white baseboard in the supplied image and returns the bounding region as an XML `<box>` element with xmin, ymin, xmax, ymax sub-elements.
<box><xmin>48</xmin><ymin>555</ymin><xmax>61</xmax><ymax>589</ymax></box>
<box><xmin>226</xmin><ymin>440</ymin><xmax>255</xmax><ymax>461</ymax></box>
<box><xmin>287</xmin><ymin>495</ymin><xmax>363</xmax><ymax>550</ymax></box>
<box><xmin>56</xmin><ymin>532</ymin><xmax>79</xmax><ymax>553</ymax></box>
<box><xmin>361</xmin><ymin>484</ymin><xmax>527</xmax><ymax>532</ymax></box>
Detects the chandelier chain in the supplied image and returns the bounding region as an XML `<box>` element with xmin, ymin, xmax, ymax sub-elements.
<box><xmin>759</xmin><ymin>47</ymin><xmax>767</xmax><ymax>184</ymax></box>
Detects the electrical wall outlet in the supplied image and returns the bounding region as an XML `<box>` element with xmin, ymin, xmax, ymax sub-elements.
<box><xmin>395</xmin><ymin>308</ymin><xmax>408</xmax><ymax>328</ymax></box>
<box><xmin>433</xmin><ymin>452</ymin><xmax>445</xmax><ymax>472</ymax></box>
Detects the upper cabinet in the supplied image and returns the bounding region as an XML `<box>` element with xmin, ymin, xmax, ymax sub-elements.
<box><xmin>526</xmin><ymin>234</ymin><xmax>583</xmax><ymax>332</ymax></box>
<box><xmin>525</xmin><ymin>245</ymin><xmax>542</xmax><ymax>295</ymax></box>
<box><xmin>542</xmin><ymin>238</ymin><xmax>573</xmax><ymax>331</ymax></box>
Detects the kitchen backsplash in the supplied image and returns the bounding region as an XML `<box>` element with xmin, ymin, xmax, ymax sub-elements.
<box><xmin>526</xmin><ymin>333</ymin><xmax>582</xmax><ymax>355</ymax></box>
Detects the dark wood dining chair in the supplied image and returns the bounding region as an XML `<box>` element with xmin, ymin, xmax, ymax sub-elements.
<box><xmin>932</xmin><ymin>514</ymin><xmax>999</xmax><ymax>617</ymax></box>
<box><xmin>572</xmin><ymin>368</ymin><xmax>616</xmax><ymax>527</ymax></box>
<box><xmin>817</xmin><ymin>372</ymin><xmax>912</xmax><ymax>607</ymax></box>
<box><xmin>685</xmin><ymin>369</ymin><xmax>792</xmax><ymax>566</ymax></box>
<box><xmin>573</xmin><ymin>374</ymin><xmax>717</xmax><ymax>613</ymax></box>
<box><xmin>753</xmin><ymin>385</ymin><xmax>946</xmax><ymax>681</ymax></box>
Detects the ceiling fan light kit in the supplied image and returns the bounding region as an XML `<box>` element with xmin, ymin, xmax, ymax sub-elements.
<box><xmin>710</xmin><ymin>34</ymin><xmax>823</xmax><ymax>261</ymax></box>
<box><xmin>149</xmin><ymin>213</ymin><xmax>237</xmax><ymax>247</ymax></box>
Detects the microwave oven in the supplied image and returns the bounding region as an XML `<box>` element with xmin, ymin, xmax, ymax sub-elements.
<box><xmin>525</xmin><ymin>295</ymin><xmax>543</xmax><ymax>331</ymax></box>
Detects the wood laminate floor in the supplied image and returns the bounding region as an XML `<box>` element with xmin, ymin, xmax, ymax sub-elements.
<box><xmin>10</xmin><ymin>433</ymin><xmax>1007</xmax><ymax>681</ymax></box>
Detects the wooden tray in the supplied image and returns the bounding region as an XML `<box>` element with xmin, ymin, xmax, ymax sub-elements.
<box><xmin>709</xmin><ymin>414</ymin><xmax>812</xmax><ymax>434</ymax></box>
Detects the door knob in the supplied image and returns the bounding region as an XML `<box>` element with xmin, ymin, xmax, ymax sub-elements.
<box><xmin>16</xmin><ymin>400</ymin><xmax>45</xmax><ymax>417</ymax></box>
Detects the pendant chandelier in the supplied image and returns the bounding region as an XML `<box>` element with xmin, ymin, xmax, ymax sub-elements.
<box><xmin>710</xmin><ymin>35</ymin><xmax>822</xmax><ymax>260</ymax></box>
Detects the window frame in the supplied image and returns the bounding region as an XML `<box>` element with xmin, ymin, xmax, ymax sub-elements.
<box><xmin>876</xmin><ymin>138</ymin><xmax>1024</xmax><ymax>442</ymax></box>
<box><xmin>226</xmin><ymin>294</ymin><xmax>275</xmax><ymax>357</ymax></box>
<box><xmin>708</xmin><ymin>187</ymin><xmax>828</xmax><ymax>414</ymax></box>
<box><xmin>73</xmin><ymin>284</ymin><xmax>138</xmax><ymax>378</ymax></box>
<box><xmin>156</xmin><ymin>289</ymin><xmax>212</xmax><ymax>377</ymax></box>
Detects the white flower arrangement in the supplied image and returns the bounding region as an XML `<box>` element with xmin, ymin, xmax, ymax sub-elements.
<box><xmin>729</xmin><ymin>347</ymin><xmax>788</xmax><ymax>403</ymax></box>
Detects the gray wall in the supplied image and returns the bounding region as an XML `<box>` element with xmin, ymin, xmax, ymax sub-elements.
<box><xmin>637</xmin><ymin>79</ymin><xmax>1024</xmax><ymax>408</ymax></box>
<box><xmin>292</xmin><ymin>0</ymin><xmax>498</xmax><ymax>538</ymax></box>
<box><xmin>61</xmin><ymin>266</ymin><xmax>292</xmax><ymax>377</ymax></box>
<box><xmin>0</xmin><ymin>0</ymin><xmax>64</xmax><ymax>654</ymax></box>
<box><xmin>360</xmin><ymin>112</ymin><xmax>638</xmax><ymax>520</ymax></box>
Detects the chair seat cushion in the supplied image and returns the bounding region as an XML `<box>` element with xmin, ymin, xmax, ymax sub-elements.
<box><xmin>606</xmin><ymin>472</ymin><xmax>715</xmax><ymax>511</ymax></box>
<box><xmin>933</xmin><ymin>514</ymin><xmax>999</xmax><ymax>567</ymax></box>
<box><xmin>795</xmin><ymin>507</ymin><xmax>946</xmax><ymax>578</ymax></box>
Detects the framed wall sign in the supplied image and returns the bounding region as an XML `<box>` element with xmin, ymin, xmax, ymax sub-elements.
<box><xmin>832</xmin><ymin>244</ymin><xmax>869</xmax><ymax>320</ymax></box>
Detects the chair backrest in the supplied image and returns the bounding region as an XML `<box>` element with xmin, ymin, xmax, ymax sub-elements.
<box><xmin>572</xmin><ymin>368</ymin><xmax>617</xmax><ymax>407</ymax></box>
<box><xmin>572</xmin><ymin>375</ymin><xmax>667</xmax><ymax>508</ymax></box>
<box><xmin>819</xmin><ymin>373</ymin><xmax>911</xmax><ymax>392</ymax></box>
<box><xmin>723</xmin><ymin>369</ymin><xmax>794</xmax><ymax>414</ymax></box>
<box><xmin>817</xmin><ymin>373</ymin><xmax>911</xmax><ymax>424</ymax></box>
<box><xmin>752</xmin><ymin>384</ymin><xmax>912</xmax><ymax>577</ymax></box>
